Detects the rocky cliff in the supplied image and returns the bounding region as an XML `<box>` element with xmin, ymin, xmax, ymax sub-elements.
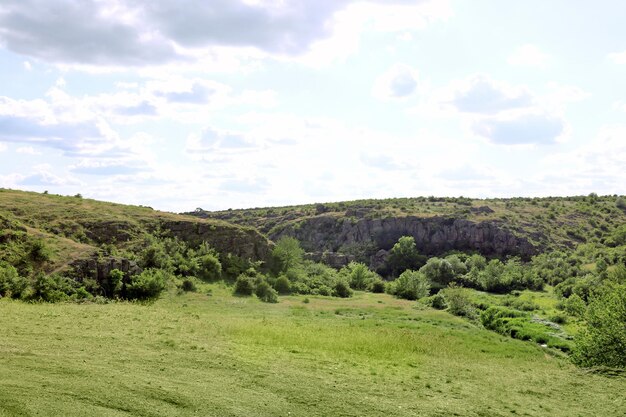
<box><xmin>272</xmin><ymin>215</ymin><xmax>538</xmax><ymax>265</ymax></box>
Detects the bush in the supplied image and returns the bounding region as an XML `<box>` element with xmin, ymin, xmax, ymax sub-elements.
<box><xmin>126</xmin><ymin>269</ymin><xmax>169</xmax><ymax>300</ymax></box>
<box><xmin>420</xmin><ymin>258</ymin><xmax>455</xmax><ymax>289</ymax></box>
<box><xmin>255</xmin><ymin>280</ymin><xmax>279</xmax><ymax>303</ymax></box>
<box><xmin>103</xmin><ymin>268</ymin><xmax>123</xmax><ymax>298</ymax></box>
<box><xmin>340</xmin><ymin>262</ymin><xmax>378</xmax><ymax>290</ymax></box>
<box><xmin>181</xmin><ymin>278</ymin><xmax>197</xmax><ymax>292</ymax></box>
<box><xmin>388</xmin><ymin>270</ymin><xmax>430</xmax><ymax>300</ymax></box>
<box><xmin>0</xmin><ymin>265</ymin><xmax>28</xmax><ymax>299</ymax></box>
<box><xmin>333</xmin><ymin>280</ymin><xmax>353</xmax><ymax>298</ymax></box>
<box><xmin>573</xmin><ymin>282</ymin><xmax>626</xmax><ymax>368</ymax></box>
<box><xmin>197</xmin><ymin>253</ymin><xmax>222</xmax><ymax>282</ymax></box>
<box><xmin>441</xmin><ymin>284</ymin><xmax>476</xmax><ymax>318</ymax></box>
<box><xmin>426</xmin><ymin>292</ymin><xmax>447</xmax><ymax>309</ymax></box>
<box><xmin>273</xmin><ymin>275</ymin><xmax>291</xmax><ymax>294</ymax></box>
<box><xmin>30</xmin><ymin>274</ymin><xmax>78</xmax><ymax>302</ymax></box>
<box><xmin>369</xmin><ymin>278</ymin><xmax>386</xmax><ymax>293</ymax></box>
<box><xmin>233</xmin><ymin>274</ymin><xmax>255</xmax><ymax>296</ymax></box>
<box><xmin>562</xmin><ymin>294</ymin><xmax>586</xmax><ymax>318</ymax></box>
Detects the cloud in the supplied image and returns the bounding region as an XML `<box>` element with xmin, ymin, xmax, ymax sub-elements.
<box><xmin>372</xmin><ymin>64</ymin><xmax>419</xmax><ymax>100</ymax></box>
<box><xmin>608</xmin><ymin>51</ymin><xmax>626</xmax><ymax>64</ymax></box>
<box><xmin>507</xmin><ymin>44</ymin><xmax>550</xmax><ymax>68</ymax></box>
<box><xmin>186</xmin><ymin>127</ymin><xmax>257</xmax><ymax>158</ymax></box>
<box><xmin>155</xmin><ymin>83</ymin><xmax>215</xmax><ymax>104</ymax></box>
<box><xmin>0</xmin><ymin>0</ymin><xmax>444</xmax><ymax>67</ymax></box>
<box><xmin>472</xmin><ymin>111</ymin><xmax>565</xmax><ymax>145</ymax></box>
<box><xmin>114</xmin><ymin>101</ymin><xmax>158</xmax><ymax>117</ymax></box>
<box><xmin>360</xmin><ymin>153</ymin><xmax>402</xmax><ymax>170</ymax></box>
<box><xmin>0</xmin><ymin>0</ymin><xmax>181</xmax><ymax>66</ymax></box>
<box><xmin>447</xmin><ymin>75</ymin><xmax>532</xmax><ymax>114</ymax></box>
<box><xmin>218</xmin><ymin>177</ymin><xmax>270</xmax><ymax>194</ymax></box>
<box><xmin>0</xmin><ymin>113</ymin><xmax>108</xmax><ymax>152</ymax></box>
<box><xmin>16</xmin><ymin>146</ymin><xmax>41</xmax><ymax>155</ymax></box>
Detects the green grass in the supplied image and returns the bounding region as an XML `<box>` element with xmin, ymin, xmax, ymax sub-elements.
<box><xmin>1</xmin><ymin>289</ymin><xmax>624</xmax><ymax>416</ymax></box>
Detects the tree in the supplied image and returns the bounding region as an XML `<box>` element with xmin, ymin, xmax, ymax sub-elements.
<box><xmin>420</xmin><ymin>257</ymin><xmax>455</xmax><ymax>288</ymax></box>
<box><xmin>386</xmin><ymin>236</ymin><xmax>425</xmax><ymax>277</ymax></box>
<box><xmin>572</xmin><ymin>282</ymin><xmax>626</xmax><ymax>368</ymax></box>
<box><xmin>272</xmin><ymin>237</ymin><xmax>304</xmax><ymax>273</ymax></box>
<box><xmin>388</xmin><ymin>270</ymin><xmax>430</xmax><ymax>300</ymax></box>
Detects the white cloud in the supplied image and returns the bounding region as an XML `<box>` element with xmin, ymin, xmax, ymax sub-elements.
<box><xmin>372</xmin><ymin>64</ymin><xmax>420</xmax><ymax>100</ymax></box>
<box><xmin>445</xmin><ymin>75</ymin><xmax>533</xmax><ymax>114</ymax></box>
<box><xmin>507</xmin><ymin>44</ymin><xmax>550</xmax><ymax>68</ymax></box>
<box><xmin>0</xmin><ymin>142</ymin><xmax>7</xmax><ymax>152</ymax></box>
<box><xmin>16</xmin><ymin>146</ymin><xmax>41</xmax><ymax>155</ymax></box>
<box><xmin>471</xmin><ymin>110</ymin><xmax>566</xmax><ymax>146</ymax></box>
<box><xmin>608</xmin><ymin>51</ymin><xmax>626</xmax><ymax>64</ymax></box>
<box><xmin>23</xmin><ymin>61</ymin><xmax>32</xmax><ymax>71</ymax></box>
<box><xmin>0</xmin><ymin>0</ymin><xmax>447</xmax><ymax>69</ymax></box>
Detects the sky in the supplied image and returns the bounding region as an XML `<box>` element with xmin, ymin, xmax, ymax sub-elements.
<box><xmin>0</xmin><ymin>0</ymin><xmax>625</xmax><ymax>212</ymax></box>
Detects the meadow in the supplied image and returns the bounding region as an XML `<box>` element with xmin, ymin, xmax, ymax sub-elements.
<box><xmin>1</xmin><ymin>286</ymin><xmax>624</xmax><ymax>417</ymax></box>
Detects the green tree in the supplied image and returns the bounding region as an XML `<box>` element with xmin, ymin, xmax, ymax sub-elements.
<box><xmin>572</xmin><ymin>282</ymin><xmax>626</xmax><ymax>368</ymax></box>
<box><xmin>272</xmin><ymin>237</ymin><xmax>304</xmax><ymax>273</ymax></box>
<box><xmin>388</xmin><ymin>270</ymin><xmax>430</xmax><ymax>300</ymax></box>
<box><xmin>386</xmin><ymin>236</ymin><xmax>425</xmax><ymax>277</ymax></box>
<box><xmin>420</xmin><ymin>257</ymin><xmax>455</xmax><ymax>289</ymax></box>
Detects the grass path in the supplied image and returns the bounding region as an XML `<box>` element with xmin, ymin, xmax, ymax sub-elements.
<box><xmin>0</xmin><ymin>288</ymin><xmax>624</xmax><ymax>416</ymax></box>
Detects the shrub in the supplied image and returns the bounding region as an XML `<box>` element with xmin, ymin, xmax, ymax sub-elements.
<box><xmin>197</xmin><ymin>253</ymin><xmax>222</xmax><ymax>282</ymax></box>
<box><xmin>333</xmin><ymin>280</ymin><xmax>353</xmax><ymax>298</ymax></box>
<box><xmin>103</xmin><ymin>268</ymin><xmax>124</xmax><ymax>298</ymax></box>
<box><xmin>369</xmin><ymin>277</ymin><xmax>386</xmax><ymax>293</ymax></box>
<box><xmin>572</xmin><ymin>282</ymin><xmax>626</xmax><ymax>368</ymax></box>
<box><xmin>420</xmin><ymin>258</ymin><xmax>455</xmax><ymax>289</ymax></box>
<box><xmin>0</xmin><ymin>265</ymin><xmax>28</xmax><ymax>299</ymax></box>
<box><xmin>441</xmin><ymin>284</ymin><xmax>476</xmax><ymax>318</ymax></box>
<box><xmin>273</xmin><ymin>275</ymin><xmax>291</xmax><ymax>294</ymax></box>
<box><xmin>255</xmin><ymin>281</ymin><xmax>279</xmax><ymax>303</ymax></box>
<box><xmin>341</xmin><ymin>262</ymin><xmax>377</xmax><ymax>290</ymax></box>
<box><xmin>427</xmin><ymin>292</ymin><xmax>447</xmax><ymax>309</ymax></box>
<box><xmin>181</xmin><ymin>278</ymin><xmax>197</xmax><ymax>292</ymax></box>
<box><xmin>30</xmin><ymin>274</ymin><xmax>78</xmax><ymax>302</ymax></box>
<box><xmin>126</xmin><ymin>269</ymin><xmax>169</xmax><ymax>300</ymax></box>
<box><xmin>389</xmin><ymin>270</ymin><xmax>430</xmax><ymax>300</ymax></box>
<box><xmin>562</xmin><ymin>294</ymin><xmax>586</xmax><ymax>318</ymax></box>
<box><xmin>233</xmin><ymin>274</ymin><xmax>255</xmax><ymax>296</ymax></box>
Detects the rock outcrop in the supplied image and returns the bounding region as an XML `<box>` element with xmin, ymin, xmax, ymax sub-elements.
<box><xmin>272</xmin><ymin>215</ymin><xmax>538</xmax><ymax>263</ymax></box>
<box><xmin>69</xmin><ymin>255</ymin><xmax>143</xmax><ymax>284</ymax></box>
<box><xmin>162</xmin><ymin>220</ymin><xmax>273</xmax><ymax>262</ymax></box>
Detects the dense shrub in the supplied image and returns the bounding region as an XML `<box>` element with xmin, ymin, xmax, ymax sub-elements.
<box><xmin>387</xmin><ymin>270</ymin><xmax>430</xmax><ymax>300</ymax></box>
<box><xmin>333</xmin><ymin>280</ymin><xmax>353</xmax><ymax>298</ymax></box>
<box><xmin>441</xmin><ymin>285</ymin><xmax>476</xmax><ymax>318</ymax></box>
<box><xmin>420</xmin><ymin>258</ymin><xmax>455</xmax><ymax>289</ymax></box>
<box><xmin>340</xmin><ymin>262</ymin><xmax>380</xmax><ymax>290</ymax></box>
<box><xmin>255</xmin><ymin>280</ymin><xmax>279</xmax><ymax>303</ymax></box>
<box><xmin>561</xmin><ymin>293</ymin><xmax>586</xmax><ymax>318</ymax></box>
<box><xmin>181</xmin><ymin>278</ymin><xmax>197</xmax><ymax>292</ymax></box>
<box><xmin>197</xmin><ymin>253</ymin><xmax>222</xmax><ymax>282</ymax></box>
<box><xmin>424</xmin><ymin>292</ymin><xmax>447</xmax><ymax>309</ymax></box>
<box><xmin>369</xmin><ymin>277</ymin><xmax>386</xmax><ymax>293</ymax></box>
<box><xmin>30</xmin><ymin>273</ymin><xmax>81</xmax><ymax>302</ymax></box>
<box><xmin>126</xmin><ymin>269</ymin><xmax>169</xmax><ymax>300</ymax></box>
<box><xmin>573</xmin><ymin>282</ymin><xmax>626</xmax><ymax>368</ymax></box>
<box><xmin>273</xmin><ymin>275</ymin><xmax>291</xmax><ymax>294</ymax></box>
<box><xmin>0</xmin><ymin>265</ymin><xmax>28</xmax><ymax>299</ymax></box>
<box><xmin>233</xmin><ymin>274</ymin><xmax>255</xmax><ymax>296</ymax></box>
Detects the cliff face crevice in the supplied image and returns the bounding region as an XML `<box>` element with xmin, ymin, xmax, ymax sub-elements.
<box><xmin>272</xmin><ymin>215</ymin><xmax>538</xmax><ymax>261</ymax></box>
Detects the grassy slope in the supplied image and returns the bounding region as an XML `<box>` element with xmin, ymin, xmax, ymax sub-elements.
<box><xmin>0</xmin><ymin>189</ymin><xmax>250</xmax><ymax>272</ymax></box>
<box><xmin>1</xmin><ymin>288</ymin><xmax>624</xmax><ymax>417</ymax></box>
<box><xmin>196</xmin><ymin>195</ymin><xmax>626</xmax><ymax>250</ymax></box>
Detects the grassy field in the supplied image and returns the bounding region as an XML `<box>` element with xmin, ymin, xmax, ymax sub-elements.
<box><xmin>1</xmin><ymin>288</ymin><xmax>624</xmax><ymax>417</ymax></box>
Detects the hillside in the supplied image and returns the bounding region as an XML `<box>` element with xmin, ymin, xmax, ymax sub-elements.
<box><xmin>190</xmin><ymin>195</ymin><xmax>626</xmax><ymax>266</ymax></box>
<box><xmin>0</xmin><ymin>188</ymin><xmax>272</xmax><ymax>278</ymax></box>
